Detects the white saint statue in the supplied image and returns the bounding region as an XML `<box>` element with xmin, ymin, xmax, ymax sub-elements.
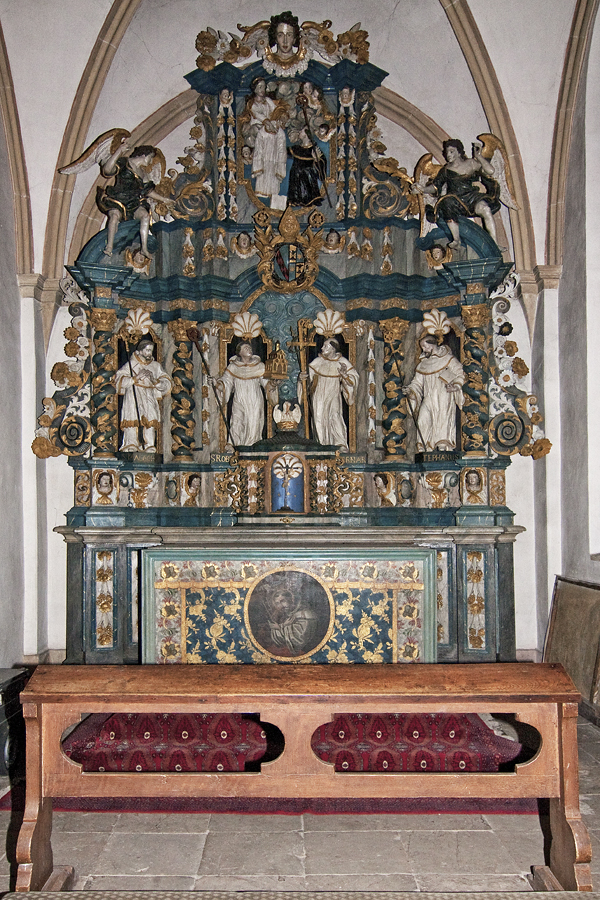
<box><xmin>403</xmin><ymin>334</ymin><xmax>465</xmax><ymax>452</ymax></box>
<box><xmin>115</xmin><ymin>338</ymin><xmax>172</xmax><ymax>452</ymax></box>
<box><xmin>215</xmin><ymin>342</ymin><xmax>278</xmax><ymax>448</ymax></box>
<box><xmin>244</xmin><ymin>78</ymin><xmax>287</xmax><ymax>204</ymax></box>
<box><xmin>298</xmin><ymin>338</ymin><xmax>359</xmax><ymax>450</ymax></box>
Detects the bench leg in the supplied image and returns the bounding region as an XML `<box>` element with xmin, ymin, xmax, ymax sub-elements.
<box><xmin>16</xmin><ymin>798</ymin><xmax>54</xmax><ymax>891</ymax></box>
<box><xmin>15</xmin><ymin>703</ymin><xmax>55</xmax><ymax>891</ymax></box>
<box><xmin>548</xmin><ymin>701</ymin><xmax>592</xmax><ymax>891</ymax></box>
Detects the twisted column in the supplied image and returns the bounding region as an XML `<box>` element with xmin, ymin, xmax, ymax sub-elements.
<box><xmin>168</xmin><ymin>319</ymin><xmax>196</xmax><ymax>460</ymax></box>
<box><xmin>90</xmin><ymin>308</ymin><xmax>118</xmax><ymax>457</ymax></box>
<box><xmin>380</xmin><ymin>317</ymin><xmax>409</xmax><ymax>458</ymax></box>
<box><xmin>460</xmin><ymin>303</ymin><xmax>491</xmax><ymax>454</ymax></box>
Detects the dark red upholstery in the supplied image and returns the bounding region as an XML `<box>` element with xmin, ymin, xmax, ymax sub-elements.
<box><xmin>63</xmin><ymin>711</ymin><xmax>521</xmax><ymax>774</ymax></box>
<box><xmin>62</xmin><ymin>712</ymin><xmax>268</xmax><ymax>772</ymax></box>
<box><xmin>311</xmin><ymin>713</ymin><xmax>521</xmax><ymax>772</ymax></box>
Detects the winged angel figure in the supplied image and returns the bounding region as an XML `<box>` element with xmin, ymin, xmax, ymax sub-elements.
<box><xmin>195</xmin><ymin>12</ymin><xmax>369</xmax><ymax>78</ymax></box>
<box><xmin>411</xmin><ymin>134</ymin><xmax>518</xmax><ymax>251</ymax></box>
<box><xmin>59</xmin><ymin>129</ymin><xmax>172</xmax><ymax>258</ymax></box>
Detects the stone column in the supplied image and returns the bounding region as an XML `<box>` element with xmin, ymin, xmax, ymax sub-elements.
<box><xmin>168</xmin><ymin>319</ymin><xmax>196</xmax><ymax>460</ymax></box>
<box><xmin>90</xmin><ymin>308</ymin><xmax>118</xmax><ymax>457</ymax></box>
<box><xmin>380</xmin><ymin>317</ymin><xmax>409</xmax><ymax>458</ymax></box>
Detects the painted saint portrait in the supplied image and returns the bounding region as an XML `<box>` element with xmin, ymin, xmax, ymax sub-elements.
<box><xmin>245</xmin><ymin>569</ymin><xmax>333</xmax><ymax>659</ymax></box>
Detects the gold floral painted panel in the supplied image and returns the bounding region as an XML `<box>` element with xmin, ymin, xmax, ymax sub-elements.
<box><xmin>466</xmin><ymin>550</ymin><xmax>487</xmax><ymax>651</ymax></box>
<box><xmin>94</xmin><ymin>549</ymin><xmax>115</xmax><ymax>649</ymax></box>
<box><xmin>143</xmin><ymin>551</ymin><xmax>436</xmax><ymax>665</ymax></box>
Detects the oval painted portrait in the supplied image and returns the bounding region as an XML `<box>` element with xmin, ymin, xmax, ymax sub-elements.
<box><xmin>245</xmin><ymin>568</ymin><xmax>334</xmax><ymax>660</ymax></box>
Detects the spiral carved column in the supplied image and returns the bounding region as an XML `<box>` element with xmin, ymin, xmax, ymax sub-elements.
<box><xmin>90</xmin><ymin>308</ymin><xmax>118</xmax><ymax>457</ymax></box>
<box><xmin>169</xmin><ymin>319</ymin><xmax>196</xmax><ymax>460</ymax></box>
<box><xmin>460</xmin><ymin>303</ymin><xmax>491</xmax><ymax>455</ymax></box>
<box><xmin>380</xmin><ymin>317</ymin><xmax>409</xmax><ymax>458</ymax></box>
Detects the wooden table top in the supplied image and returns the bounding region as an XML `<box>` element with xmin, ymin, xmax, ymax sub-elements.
<box><xmin>21</xmin><ymin>663</ymin><xmax>579</xmax><ymax>704</ymax></box>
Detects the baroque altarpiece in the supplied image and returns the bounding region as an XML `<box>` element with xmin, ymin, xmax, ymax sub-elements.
<box><xmin>34</xmin><ymin>14</ymin><xmax>548</xmax><ymax>667</ymax></box>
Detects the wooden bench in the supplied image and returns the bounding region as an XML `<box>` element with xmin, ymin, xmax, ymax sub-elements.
<box><xmin>15</xmin><ymin>662</ymin><xmax>592</xmax><ymax>892</ymax></box>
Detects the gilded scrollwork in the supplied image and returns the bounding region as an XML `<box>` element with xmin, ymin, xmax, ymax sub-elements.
<box><xmin>169</xmin><ymin>319</ymin><xmax>196</xmax><ymax>461</ymax></box>
<box><xmin>488</xmin><ymin>274</ymin><xmax>551</xmax><ymax>458</ymax></box>
<box><xmin>32</xmin><ymin>299</ymin><xmax>92</xmax><ymax>459</ymax></box>
<box><xmin>90</xmin><ymin>308</ymin><xmax>118</xmax><ymax>457</ymax></box>
<box><xmin>380</xmin><ymin>317</ymin><xmax>409</xmax><ymax>458</ymax></box>
<box><xmin>460</xmin><ymin>303</ymin><xmax>490</xmax><ymax>453</ymax></box>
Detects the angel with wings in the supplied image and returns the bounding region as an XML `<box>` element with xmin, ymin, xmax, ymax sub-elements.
<box><xmin>59</xmin><ymin>130</ymin><xmax>170</xmax><ymax>258</ymax></box>
<box><xmin>412</xmin><ymin>135</ymin><xmax>518</xmax><ymax>251</ymax></box>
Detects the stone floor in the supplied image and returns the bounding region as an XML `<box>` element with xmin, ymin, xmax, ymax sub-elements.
<box><xmin>1</xmin><ymin>718</ymin><xmax>600</xmax><ymax>893</ymax></box>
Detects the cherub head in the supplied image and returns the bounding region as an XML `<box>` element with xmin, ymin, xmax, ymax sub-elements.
<box><xmin>97</xmin><ymin>472</ymin><xmax>113</xmax><ymax>495</ymax></box>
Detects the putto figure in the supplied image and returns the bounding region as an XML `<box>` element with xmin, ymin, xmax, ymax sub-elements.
<box><xmin>298</xmin><ymin>338</ymin><xmax>359</xmax><ymax>450</ymax></box>
<box><xmin>115</xmin><ymin>338</ymin><xmax>172</xmax><ymax>453</ymax></box>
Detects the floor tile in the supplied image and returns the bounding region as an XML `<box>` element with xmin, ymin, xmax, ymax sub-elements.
<box><xmin>303</xmin><ymin>812</ymin><xmax>490</xmax><ymax>832</ymax></box>
<box><xmin>53</xmin><ymin>811</ymin><xmax>119</xmax><ymax>833</ymax></box>
<box><xmin>578</xmin><ymin>722</ymin><xmax>600</xmax><ymax>743</ymax></box>
<box><xmin>194</xmin><ymin>874</ymin><xmax>308</xmax><ymax>890</ymax></box>
<box><xmin>495</xmin><ymin>829</ymin><xmax>546</xmax><ymax>871</ymax></box>
<box><xmin>93</xmin><ymin>830</ymin><xmax>207</xmax><ymax>877</ymax></box>
<box><xmin>197</xmin><ymin>830</ymin><xmax>304</xmax><ymax>876</ymax></box>
<box><xmin>84</xmin><ymin>874</ymin><xmax>197</xmax><ymax>890</ymax></box>
<box><xmin>580</xmin><ymin>794</ymin><xmax>600</xmax><ymax>818</ymax></box>
<box><xmin>577</xmin><ymin>763</ymin><xmax>600</xmax><ymax>793</ymax></box>
<box><xmin>207</xmin><ymin>813</ymin><xmax>301</xmax><ymax>833</ymax></box>
<box><xmin>303</xmin><ymin>829</ymin><xmax>409</xmax><ymax>874</ymax></box>
<box><xmin>50</xmin><ymin>829</ymin><xmax>113</xmax><ymax>877</ymax></box>
<box><xmin>0</xmin><ymin>851</ymin><xmax>9</xmax><ymax>876</ymax></box>
<box><xmin>303</xmin><ymin>873</ymin><xmax>418</xmax><ymax>891</ymax></box>
<box><xmin>415</xmin><ymin>872</ymin><xmax>533</xmax><ymax>891</ymax></box>
<box><xmin>482</xmin><ymin>812</ymin><xmax>544</xmax><ymax>833</ymax></box>
<box><xmin>112</xmin><ymin>812</ymin><xmax>210</xmax><ymax>833</ymax></box>
<box><xmin>588</xmin><ymin>831</ymin><xmax>600</xmax><ymax>874</ymax></box>
<box><xmin>406</xmin><ymin>829</ymin><xmax>515</xmax><ymax>875</ymax></box>
<box><xmin>579</xmin><ymin>741</ymin><xmax>600</xmax><ymax>763</ymax></box>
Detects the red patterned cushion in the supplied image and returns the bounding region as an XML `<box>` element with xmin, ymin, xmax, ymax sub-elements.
<box><xmin>310</xmin><ymin>713</ymin><xmax>521</xmax><ymax>772</ymax></box>
<box><xmin>63</xmin><ymin>713</ymin><xmax>267</xmax><ymax>772</ymax></box>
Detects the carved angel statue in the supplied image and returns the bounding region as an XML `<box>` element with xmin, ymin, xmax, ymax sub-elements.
<box><xmin>59</xmin><ymin>129</ymin><xmax>172</xmax><ymax>258</ymax></box>
<box><xmin>412</xmin><ymin>134</ymin><xmax>518</xmax><ymax>251</ymax></box>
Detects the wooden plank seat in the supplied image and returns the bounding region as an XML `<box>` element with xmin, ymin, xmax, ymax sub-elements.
<box><xmin>15</xmin><ymin>662</ymin><xmax>593</xmax><ymax>891</ymax></box>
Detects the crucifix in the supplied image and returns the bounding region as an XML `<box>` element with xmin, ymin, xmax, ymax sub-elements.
<box><xmin>288</xmin><ymin>318</ymin><xmax>316</xmax><ymax>439</ymax></box>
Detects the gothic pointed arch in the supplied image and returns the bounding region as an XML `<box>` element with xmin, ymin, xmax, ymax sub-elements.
<box><xmin>546</xmin><ymin>0</ymin><xmax>599</xmax><ymax>267</ymax></box>
<box><xmin>439</xmin><ymin>0</ymin><xmax>535</xmax><ymax>275</ymax></box>
<box><xmin>43</xmin><ymin>0</ymin><xmax>143</xmax><ymax>282</ymax></box>
<box><xmin>0</xmin><ymin>20</ymin><xmax>32</xmax><ymax>275</ymax></box>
